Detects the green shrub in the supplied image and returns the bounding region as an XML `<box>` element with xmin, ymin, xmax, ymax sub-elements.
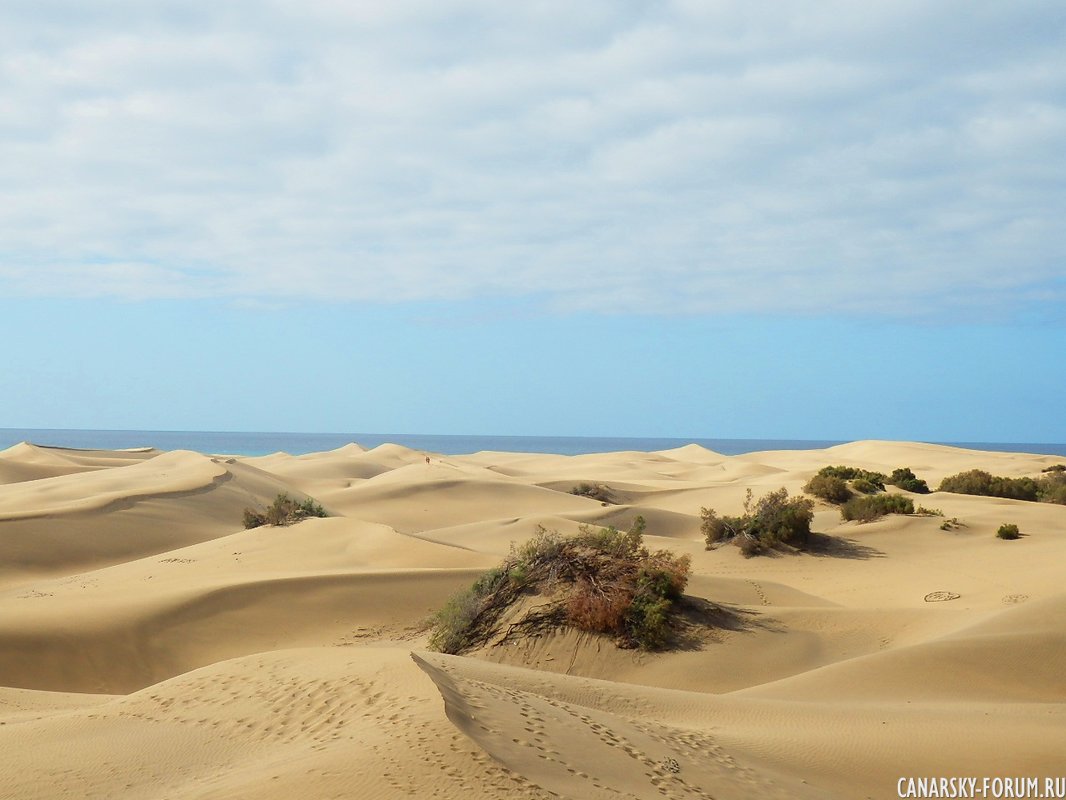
<box><xmin>243</xmin><ymin>493</ymin><xmax>328</xmax><ymax>529</ymax></box>
<box><xmin>1039</xmin><ymin>472</ymin><xmax>1066</xmax><ymax>505</ymax></box>
<box><xmin>428</xmin><ymin>518</ymin><xmax>691</xmax><ymax>654</ymax></box>
<box><xmin>939</xmin><ymin>468</ymin><xmax>1066</xmax><ymax>505</ymax></box>
<box><xmin>816</xmin><ymin>466</ymin><xmax>887</xmax><ymax>490</ymax></box>
<box><xmin>803</xmin><ymin>474</ymin><xmax>851</xmax><ymax>503</ymax></box>
<box><xmin>888</xmin><ymin>467</ymin><xmax>930</xmax><ymax>494</ymax></box>
<box><xmin>851</xmin><ymin>478</ymin><xmax>879</xmax><ymax>494</ymax></box>
<box><xmin>1041</xmin><ymin>464</ymin><xmax>1066</xmax><ymax>473</ymax></box>
<box><xmin>915</xmin><ymin>506</ymin><xmax>944</xmax><ymax>516</ymax></box>
<box><xmin>702</xmin><ymin>488</ymin><xmax>814</xmax><ymax>555</ymax></box>
<box><xmin>570</xmin><ymin>483</ymin><xmax>616</xmax><ymax>503</ymax></box>
<box><xmin>938</xmin><ymin>470</ymin><xmax>1040</xmax><ymax>501</ymax></box>
<box><xmin>840</xmin><ymin>493</ymin><xmax>914</xmax><ymax>523</ymax></box>
<box><xmin>940</xmin><ymin>517</ymin><xmax>964</xmax><ymax>531</ymax></box>
<box><xmin>997</xmin><ymin>523</ymin><xmax>1021</xmax><ymax>540</ymax></box>
<box><xmin>1041</xmin><ymin>483</ymin><xmax>1066</xmax><ymax>505</ymax></box>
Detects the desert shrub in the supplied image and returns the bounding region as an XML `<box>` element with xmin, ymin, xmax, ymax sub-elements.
<box><xmin>570</xmin><ymin>483</ymin><xmax>615</xmax><ymax>503</ymax></box>
<box><xmin>816</xmin><ymin>466</ymin><xmax>887</xmax><ymax>490</ymax></box>
<box><xmin>840</xmin><ymin>493</ymin><xmax>915</xmax><ymax>523</ymax></box>
<box><xmin>803</xmin><ymin>474</ymin><xmax>851</xmax><ymax>503</ymax></box>
<box><xmin>428</xmin><ymin>518</ymin><xmax>691</xmax><ymax>654</ymax></box>
<box><xmin>940</xmin><ymin>517</ymin><xmax>964</xmax><ymax>531</ymax></box>
<box><xmin>937</xmin><ymin>470</ymin><xmax>1040</xmax><ymax>501</ymax></box>
<box><xmin>574</xmin><ymin>515</ymin><xmax>645</xmax><ymax>557</ymax></box>
<box><xmin>1040</xmin><ymin>483</ymin><xmax>1066</xmax><ymax>505</ymax></box>
<box><xmin>888</xmin><ymin>467</ymin><xmax>930</xmax><ymax>494</ymax></box>
<box><xmin>997</xmin><ymin>523</ymin><xmax>1021</xmax><ymax>540</ymax></box>
<box><xmin>1041</xmin><ymin>464</ymin><xmax>1066</xmax><ymax>473</ymax></box>
<box><xmin>851</xmin><ymin>478</ymin><xmax>879</xmax><ymax>494</ymax></box>
<box><xmin>915</xmin><ymin>506</ymin><xmax>944</xmax><ymax>516</ymax></box>
<box><xmin>243</xmin><ymin>493</ymin><xmax>327</xmax><ymax>529</ymax></box>
<box><xmin>1038</xmin><ymin>472</ymin><xmax>1066</xmax><ymax>505</ymax></box>
<box><xmin>699</xmin><ymin>509</ymin><xmax>748</xmax><ymax>545</ymax></box>
<box><xmin>427</xmin><ymin>586</ymin><xmax>486</xmax><ymax>654</ymax></box>
<box><xmin>702</xmin><ymin>488</ymin><xmax>814</xmax><ymax>555</ymax></box>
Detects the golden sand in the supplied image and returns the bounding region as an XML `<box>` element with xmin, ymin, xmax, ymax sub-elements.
<box><xmin>0</xmin><ymin>440</ymin><xmax>1062</xmax><ymax>798</ymax></box>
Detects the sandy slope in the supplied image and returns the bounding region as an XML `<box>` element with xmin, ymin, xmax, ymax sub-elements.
<box><xmin>0</xmin><ymin>440</ymin><xmax>1063</xmax><ymax>799</ymax></box>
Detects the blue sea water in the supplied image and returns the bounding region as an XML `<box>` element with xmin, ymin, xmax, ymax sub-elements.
<box><xmin>2</xmin><ymin>429</ymin><xmax>1065</xmax><ymax>458</ymax></box>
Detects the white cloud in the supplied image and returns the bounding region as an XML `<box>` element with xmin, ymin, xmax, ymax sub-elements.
<box><xmin>0</xmin><ymin>0</ymin><xmax>1063</xmax><ymax>317</ymax></box>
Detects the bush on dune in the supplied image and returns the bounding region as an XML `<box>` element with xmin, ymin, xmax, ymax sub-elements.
<box><xmin>997</xmin><ymin>523</ymin><xmax>1021</xmax><ymax>540</ymax></box>
<box><xmin>428</xmin><ymin>517</ymin><xmax>691</xmax><ymax>654</ymax></box>
<box><xmin>888</xmin><ymin>467</ymin><xmax>930</xmax><ymax>494</ymax></box>
<box><xmin>938</xmin><ymin>470</ymin><xmax>1040</xmax><ymax>502</ymax></box>
<box><xmin>851</xmin><ymin>478</ymin><xmax>880</xmax><ymax>494</ymax></box>
<box><xmin>569</xmin><ymin>482</ymin><xmax>616</xmax><ymax>504</ymax></box>
<box><xmin>815</xmin><ymin>466</ymin><xmax>887</xmax><ymax>490</ymax></box>
<box><xmin>840</xmin><ymin>493</ymin><xmax>914</xmax><ymax>523</ymax></box>
<box><xmin>1039</xmin><ymin>472</ymin><xmax>1066</xmax><ymax>505</ymax></box>
<box><xmin>702</xmin><ymin>488</ymin><xmax>814</xmax><ymax>556</ymax></box>
<box><xmin>803</xmin><ymin>474</ymin><xmax>852</xmax><ymax>504</ymax></box>
<box><xmin>243</xmin><ymin>493</ymin><xmax>328</xmax><ymax>529</ymax></box>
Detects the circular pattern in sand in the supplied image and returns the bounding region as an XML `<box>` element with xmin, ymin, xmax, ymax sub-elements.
<box><xmin>1001</xmin><ymin>594</ymin><xmax>1029</xmax><ymax>604</ymax></box>
<box><xmin>924</xmin><ymin>591</ymin><xmax>961</xmax><ymax>602</ymax></box>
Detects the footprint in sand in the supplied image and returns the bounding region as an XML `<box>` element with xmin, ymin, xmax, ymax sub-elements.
<box><xmin>1001</xmin><ymin>594</ymin><xmax>1029</xmax><ymax>604</ymax></box>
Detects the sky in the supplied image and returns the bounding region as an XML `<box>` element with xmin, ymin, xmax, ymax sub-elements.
<box><xmin>1</xmin><ymin>1</ymin><xmax>1064</xmax><ymax>442</ymax></box>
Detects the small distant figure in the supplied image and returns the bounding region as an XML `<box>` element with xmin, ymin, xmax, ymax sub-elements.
<box><xmin>425</xmin><ymin>456</ymin><xmax>431</xmax><ymax>465</ymax></box>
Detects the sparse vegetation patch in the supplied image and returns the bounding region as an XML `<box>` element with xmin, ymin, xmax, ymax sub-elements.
<box><xmin>702</xmin><ymin>488</ymin><xmax>814</xmax><ymax>557</ymax></box>
<box><xmin>997</xmin><ymin>523</ymin><xmax>1021</xmax><ymax>540</ymax></box>
<box><xmin>427</xmin><ymin>518</ymin><xmax>691</xmax><ymax>654</ymax></box>
<box><xmin>888</xmin><ymin>467</ymin><xmax>930</xmax><ymax>494</ymax></box>
<box><xmin>938</xmin><ymin>470</ymin><xmax>1040</xmax><ymax>501</ymax></box>
<box><xmin>803</xmin><ymin>474</ymin><xmax>852</xmax><ymax>504</ymax></box>
<box><xmin>815</xmin><ymin>466</ymin><xmax>887</xmax><ymax>490</ymax></box>
<box><xmin>570</xmin><ymin>483</ymin><xmax>616</xmax><ymax>504</ymax></box>
<box><xmin>938</xmin><ymin>469</ymin><xmax>1066</xmax><ymax>505</ymax></box>
<box><xmin>840</xmin><ymin>494</ymin><xmax>914</xmax><ymax>523</ymax></box>
<box><xmin>915</xmin><ymin>506</ymin><xmax>944</xmax><ymax>517</ymax></box>
<box><xmin>243</xmin><ymin>493</ymin><xmax>328</xmax><ymax>529</ymax></box>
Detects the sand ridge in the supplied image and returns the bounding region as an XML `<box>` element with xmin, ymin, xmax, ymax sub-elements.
<box><xmin>0</xmin><ymin>440</ymin><xmax>1063</xmax><ymax>798</ymax></box>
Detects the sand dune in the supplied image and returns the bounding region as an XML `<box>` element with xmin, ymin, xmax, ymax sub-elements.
<box><xmin>0</xmin><ymin>440</ymin><xmax>1063</xmax><ymax>798</ymax></box>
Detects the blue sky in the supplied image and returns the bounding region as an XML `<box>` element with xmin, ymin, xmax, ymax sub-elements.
<box><xmin>1</xmin><ymin>2</ymin><xmax>1064</xmax><ymax>441</ymax></box>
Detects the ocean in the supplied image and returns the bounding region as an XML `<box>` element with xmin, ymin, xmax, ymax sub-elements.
<box><xmin>2</xmin><ymin>429</ymin><xmax>1065</xmax><ymax>458</ymax></box>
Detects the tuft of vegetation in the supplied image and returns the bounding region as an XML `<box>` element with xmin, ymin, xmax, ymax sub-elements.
<box><xmin>570</xmin><ymin>482</ymin><xmax>616</xmax><ymax>504</ymax></box>
<box><xmin>1041</xmin><ymin>464</ymin><xmax>1066</xmax><ymax>473</ymax></box>
<box><xmin>888</xmin><ymin>467</ymin><xmax>930</xmax><ymax>494</ymax></box>
<box><xmin>997</xmin><ymin>523</ymin><xmax>1021</xmax><ymax>540</ymax></box>
<box><xmin>243</xmin><ymin>493</ymin><xmax>328</xmax><ymax>529</ymax></box>
<box><xmin>1040</xmin><ymin>471</ymin><xmax>1066</xmax><ymax>505</ymax></box>
<box><xmin>915</xmin><ymin>506</ymin><xmax>944</xmax><ymax>517</ymax></box>
<box><xmin>937</xmin><ymin>470</ymin><xmax>1040</xmax><ymax>501</ymax></box>
<box><xmin>815</xmin><ymin>466</ymin><xmax>887</xmax><ymax>490</ymax></box>
<box><xmin>840</xmin><ymin>493</ymin><xmax>915</xmax><ymax>523</ymax></box>
<box><xmin>803</xmin><ymin>474</ymin><xmax>852</xmax><ymax>504</ymax></box>
<box><xmin>702</xmin><ymin>488</ymin><xmax>814</xmax><ymax>557</ymax></box>
<box><xmin>427</xmin><ymin>517</ymin><xmax>691</xmax><ymax>654</ymax></box>
<box><xmin>851</xmin><ymin>478</ymin><xmax>880</xmax><ymax>494</ymax></box>
<box><xmin>939</xmin><ymin>517</ymin><xmax>965</xmax><ymax>531</ymax></box>
<box><xmin>938</xmin><ymin>468</ymin><xmax>1066</xmax><ymax>506</ymax></box>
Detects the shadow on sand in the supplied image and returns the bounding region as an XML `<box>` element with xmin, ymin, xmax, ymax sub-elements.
<box><xmin>800</xmin><ymin>531</ymin><xmax>885</xmax><ymax>560</ymax></box>
<box><xmin>670</xmin><ymin>596</ymin><xmax>784</xmax><ymax>651</ymax></box>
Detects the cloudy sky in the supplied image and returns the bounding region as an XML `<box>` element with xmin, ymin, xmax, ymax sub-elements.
<box><xmin>2</xmin><ymin>1</ymin><xmax>1064</xmax><ymax>441</ymax></box>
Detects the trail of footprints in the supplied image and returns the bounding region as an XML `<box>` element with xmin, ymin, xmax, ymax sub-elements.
<box><xmin>85</xmin><ymin>656</ymin><xmax>554</xmax><ymax>799</ymax></box>
<box><xmin>436</xmin><ymin>669</ymin><xmax>721</xmax><ymax>799</ymax></box>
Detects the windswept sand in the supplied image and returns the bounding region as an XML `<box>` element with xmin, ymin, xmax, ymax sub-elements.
<box><xmin>0</xmin><ymin>440</ymin><xmax>1063</xmax><ymax>799</ymax></box>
